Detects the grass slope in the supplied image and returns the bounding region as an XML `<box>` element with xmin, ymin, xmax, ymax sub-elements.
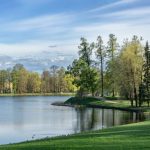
<box><xmin>65</xmin><ymin>97</ymin><xmax>130</xmax><ymax>106</ymax></box>
<box><xmin>0</xmin><ymin>121</ymin><xmax>150</xmax><ymax>150</ymax></box>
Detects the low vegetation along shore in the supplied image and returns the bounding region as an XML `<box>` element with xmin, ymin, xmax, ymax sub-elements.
<box><xmin>0</xmin><ymin>121</ymin><xmax>150</xmax><ymax>150</ymax></box>
<box><xmin>0</xmin><ymin>93</ymin><xmax>75</xmax><ymax>97</ymax></box>
<box><xmin>53</xmin><ymin>97</ymin><xmax>150</xmax><ymax>112</ymax></box>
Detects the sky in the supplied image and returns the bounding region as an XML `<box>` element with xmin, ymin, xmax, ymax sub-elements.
<box><xmin>0</xmin><ymin>0</ymin><xmax>150</xmax><ymax>72</ymax></box>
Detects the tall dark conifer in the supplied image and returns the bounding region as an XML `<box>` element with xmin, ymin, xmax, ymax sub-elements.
<box><xmin>96</xmin><ymin>36</ymin><xmax>105</xmax><ymax>97</ymax></box>
<box><xmin>143</xmin><ymin>41</ymin><xmax>150</xmax><ymax>106</ymax></box>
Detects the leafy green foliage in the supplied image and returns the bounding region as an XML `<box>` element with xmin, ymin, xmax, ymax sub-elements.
<box><xmin>139</xmin><ymin>42</ymin><xmax>150</xmax><ymax>106</ymax></box>
<box><xmin>11</xmin><ymin>64</ymin><xmax>28</xmax><ymax>94</ymax></box>
<box><xmin>106</xmin><ymin>34</ymin><xmax>119</xmax><ymax>97</ymax></box>
<box><xmin>95</xmin><ymin>36</ymin><xmax>106</xmax><ymax>97</ymax></box>
<box><xmin>68</xmin><ymin>38</ymin><xmax>99</xmax><ymax>97</ymax></box>
<box><xmin>0</xmin><ymin>64</ymin><xmax>77</xmax><ymax>94</ymax></box>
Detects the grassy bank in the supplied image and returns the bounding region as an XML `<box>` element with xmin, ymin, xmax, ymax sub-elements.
<box><xmin>63</xmin><ymin>97</ymin><xmax>150</xmax><ymax>112</ymax></box>
<box><xmin>0</xmin><ymin>93</ymin><xmax>75</xmax><ymax>97</ymax></box>
<box><xmin>0</xmin><ymin>121</ymin><xmax>150</xmax><ymax>150</ymax></box>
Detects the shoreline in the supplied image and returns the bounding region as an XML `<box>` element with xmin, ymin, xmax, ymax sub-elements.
<box><xmin>0</xmin><ymin>120</ymin><xmax>150</xmax><ymax>149</ymax></box>
<box><xmin>52</xmin><ymin>97</ymin><xmax>150</xmax><ymax>112</ymax></box>
<box><xmin>52</xmin><ymin>102</ymin><xmax>147</xmax><ymax>112</ymax></box>
<box><xmin>0</xmin><ymin>93</ymin><xmax>75</xmax><ymax>97</ymax></box>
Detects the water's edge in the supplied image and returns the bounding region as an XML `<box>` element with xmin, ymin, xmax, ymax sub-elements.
<box><xmin>52</xmin><ymin>102</ymin><xmax>143</xmax><ymax>112</ymax></box>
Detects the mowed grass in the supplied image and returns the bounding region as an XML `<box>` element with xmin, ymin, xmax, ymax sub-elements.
<box><xmin>0</xmin><ymin>121</ymin><xmax>150</xmax><ymax>150</ymax></box>
<box><xmin>65</xmin><ymin>97</ymin><xmax>130</xmax><ymax>107</ymax></box>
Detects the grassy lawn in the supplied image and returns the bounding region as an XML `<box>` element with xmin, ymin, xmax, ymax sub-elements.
<box><xmin>64</xmin><ymin>97</ymin><xmax>150</xmax><ymax>112</ymax></box>
<box><xmin>65</xmin><ymin>97</ymin><xmax>130</xmax><ymax>107</ymax></box>
<box><xmin>0</xmin><ymin>121</ymin><xmax>150</xmax><ymax>150</ymax></box>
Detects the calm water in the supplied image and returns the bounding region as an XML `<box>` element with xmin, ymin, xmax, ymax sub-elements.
<box><xmin>0</xmin><ymin>96</ymin><xmax>150</xmax><ymax>145</ymax></box>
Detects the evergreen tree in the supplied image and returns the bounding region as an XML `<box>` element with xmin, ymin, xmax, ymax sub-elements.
<box><xmin>107</xmin><ymin>34</ymin><xmax>118</xmax><ymax>97</ymax></box>
<box><xmin>95</xmin><ymin>36</ymin><xmax>105</xmax><ymax>97</ymax></box>
<box><xmin>68</xmin><ymin>38</ymin><xmax>99</xmax><ymax>97</ymax></box>
<box><xmin>143</xmin><ymin>41</ymin><xmax>150</xmax><ymax>106</ymax></box>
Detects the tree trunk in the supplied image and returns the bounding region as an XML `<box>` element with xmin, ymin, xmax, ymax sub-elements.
<box><xmin>132</xmin><ymin>70</ymin><xmax>138</xmax><ymax>107</ymax></box>
<box><xmin>134</xmin><ymin>86</ymin><xmax>138</xmax><ymax>107</ymax></box>
<box><xmin>92</xmin><ymin>89</ymin><xmax>95</xmax><ymax>97</ymax></box>
<box><xmin>112</xmin><ymin>86</ymin><xmax>115</xmax><ymax>97</ymax></box>
<box><xmin>130</xmin><ymin>92</ymin><xmax>134</xmax><ymax>107</ymax></box>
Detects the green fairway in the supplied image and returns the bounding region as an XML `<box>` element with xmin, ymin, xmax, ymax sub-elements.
<box><xmin>0</xmin><ymin>121</ymin><xmax>150</xmax><ymax>150</ymax></box>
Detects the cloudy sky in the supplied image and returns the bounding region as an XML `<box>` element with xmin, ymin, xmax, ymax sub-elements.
<box><xmin>0</xmin><ymin>0</ymin><xmax>150</xmax><ymax>71</ymax></box>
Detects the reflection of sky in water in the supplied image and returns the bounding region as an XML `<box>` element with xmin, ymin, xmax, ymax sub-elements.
<box><xmin>0</xmin><ymin>96</ymin><xmax>149</xmax><ymax>145</ymax></box>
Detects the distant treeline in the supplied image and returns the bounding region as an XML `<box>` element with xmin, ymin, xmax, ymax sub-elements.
<box><xmin>0</xmin><ymin>64</ymin><xmax>77</xmax><ymax>94</ymax></box>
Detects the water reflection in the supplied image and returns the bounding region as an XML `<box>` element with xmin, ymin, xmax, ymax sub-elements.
<box><xmin>0</xmin><ymin>96</ymin><xmax>149</xmax><ymax>145</ymax></box>
<box><xmin>74</xmin><ymin>108</ymin><xmax>149</xmax><ymax>133</ymax></box>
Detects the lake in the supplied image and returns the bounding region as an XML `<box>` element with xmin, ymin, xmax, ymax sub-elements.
<box><xmin>0</xmin><ymin>96</ymin><xmax>150</xmax><ymax>145</ymax></box>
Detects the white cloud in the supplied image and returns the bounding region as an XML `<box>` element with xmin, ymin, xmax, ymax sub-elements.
<box><xmin>0</xmin><ymin>41</ymin><xmax>48</xmax><ymax>56</ymax></box>
<box><xmin>0</xmin><ymin>39</ymin><xmax>79</xmax><ymax>57</ymax></box>
<box><xmin>89</xmin><ymin>0</ymin><xmax>138</xmax><ymax>12</ymax></box>
<box><xmin>74</xmin><ymin>21</ymin><xmax>150</xmax><ymax>44</ymax></box>
<box><xmin>0</xmin><ymin>12</ymin><xmax>78</xmax><ymax>57</ymax></box>
<box><xmin>3</xmin><ymin>13</ymin><xmax>73</xmax><ymax>32</ymax></box>
<box><xmin>0</xmin><ymin>0</ymin><xmax>149</xmax><ymax>68</ymax></box>
<box><xmin>77</xmin><ymin>4</ymin><xmax>150</xmax><ymax>43</ymax></box>
<box><xmin>102</xmin><ymin>6</ymin><xmax>150</xmax><ymax>18</ymax></box>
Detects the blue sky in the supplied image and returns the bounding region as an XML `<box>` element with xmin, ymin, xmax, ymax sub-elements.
<box><xmin>0</xmin><ymin>0</ymin><xmax>150</xmax><ymax>71</ymax></box>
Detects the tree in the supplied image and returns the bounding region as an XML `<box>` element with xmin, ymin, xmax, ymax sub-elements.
<box><xmin>0</xmin><ymin>70</ymin><xmax>7</xmax><ymax>93</ymax></box>
<box><xmin>78</xmin><ymin>37</ymin><xmax>94</xmax><ymax>66</ymax></box>
<box><xmin>6</xmin><ymin>68</ymin><xmax>12</xmax><ymax>93</ymax></box>
<box><xmin>141</xmin><ymin>41</ymin><xmax>150</xmax><ymax>106</ymax></box>
<box><xmin>27</xmin><ymin>72</ymin><xmax>41</xmax><ymax>93</ymax></box>
<box><xmin>57</xmin><ymin>67</ymin><xmax>66</xmax><ymax>93</ymax></box>
<box><xmin>64</xmin><ymin>74</ymin><xmax>77</xmax><ymax>92</ymax></box>
<box><xmin>107</xmin><ymin>34</ymin><xmax>119</xmax><ymax>97</ymax></box>
<box><xmin>95</xmin><ymin>36</ymin><xmax>106</xmax><ymax>97</ymax></box>
<box><xmin>50</xmin><ymin>65</ymin><xmax>59</xmax><ymax>93</ymax></box>
<box><xmin>41</xmin><ymin>70</ymin><xmax>50</xmax><ymax>93</ymax></box>
<box><xmin>68</xmin><ymin>38</ymin><xmax>99</xmax><ymax>97</ymax></box>
<box><xmin>11</xmin><ymin>64</ymin><xmax>28</xmax><ymax>94</ymax></box>
<box><xmin>116</xmin><ymin>36</ymin><xmax>143</xmax><ymax>107</ymax></box>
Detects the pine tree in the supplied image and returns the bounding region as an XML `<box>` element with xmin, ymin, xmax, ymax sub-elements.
<box><xmin>95</xmin><ymin>36</ymin><xmax>105</xmax><ymax>97</ymax></box>
<box><xmin>143</xmin><ymin>41</ymin><xmax>150</xmax><ymax>106</ymax></box>
<box><xmin>107</xmin><ymin>34</ymin><xmax>119</xmax><ymax>97</ymax></box>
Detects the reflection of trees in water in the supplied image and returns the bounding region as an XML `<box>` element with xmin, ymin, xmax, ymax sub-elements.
<box><xmin>135</xmin><ymin>112</ymin><xmax>146</xmax><ymax>122</ymax></box>
<box><xmin>75</xmin><ymin>108</ymin><xmax>95</xmax><ymax>132</ymax></box>
<box><xmin>117</xmin><ymin>111</ymin><xmax>146</xmax><ymax>125</ymax></box>
<box><xmin>114</xmin><ymin>110</ymin><xmax>131</xmax><ymax>125</ymax></box>
<box><xmin>74</xmin><ymin>108</ymin><xmax>148</xmax><ymax>133</ymax></box>
<box><xmin>75</xmin><ymin>108</ymin><xmax>116</xmax><ymax>132</ymax></box>
<box><xmin>74</xmin><ymin>108</ymin><xmax>100</xmax><ymax>132</ymax></box>
<box><xmin>89</xmin><ymin>109</ymin><xmax>95</xmax><ymax>129</ymax></box>
<box><xmin>12</xmin><ymin>99</ymin><xmax>26</xmax><ymax>129</ymax></box>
